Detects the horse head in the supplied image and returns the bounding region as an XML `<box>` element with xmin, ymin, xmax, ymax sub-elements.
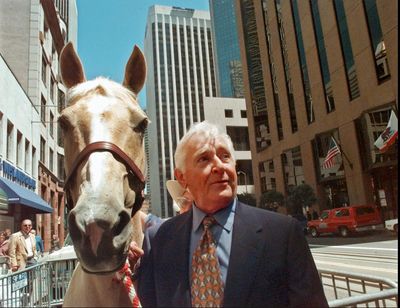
<box><xmin>58</xmin><ymin>42</ymin><xmax>148</xmax><ymax>274</ymax></box>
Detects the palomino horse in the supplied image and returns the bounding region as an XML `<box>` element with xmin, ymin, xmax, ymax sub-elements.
<box><xmin>58</xmin><ymin>42</ymin><xmax>148</xmax><ymax>307</ymax></box>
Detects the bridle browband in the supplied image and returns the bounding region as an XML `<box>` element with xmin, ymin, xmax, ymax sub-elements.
<box><xmin>63</xmin><ymin>141</ymin><xmax>145</xmax><ymax>217</ymax></box>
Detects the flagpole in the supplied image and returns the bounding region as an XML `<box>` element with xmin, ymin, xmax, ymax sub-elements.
<box><xmin>331</xmin><ymin>135</ymin><xmax>353</xmax><ymax>169</ymax></box>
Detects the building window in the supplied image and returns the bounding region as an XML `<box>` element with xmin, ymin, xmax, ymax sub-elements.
<box><xmin>32</xmin><ymin>146</ymin><xmax>37</xmax><ymax>178</ymax></box>
<box><xmin>16</xmin><ymin>131</ymin><xmax>23</xmax><ymax>168</ymax></box>
<box><xmin>259</xmin><ymin>159</ymin><xmax>276</xmax><ymax>192</ymax></box>
<box><xmin>40</xmin><ymin>137</ymin><xmax>46</xmax><ymax>164</ymax></box>
<box><xmin>241</xmin><ymin>0</ymin><xmax>271</xmax><ymax>151</ymax></box>
<box><xmin>50</xmin><ymin>76</ymin><xmax>56</xmax><ymax>102</ymax></box>
<box><xmin>281</xmin><ymin>146</ymin><xmax>304</xmax><ymax>193</ymax></box>
<box><xmin>291</xmin><ymin>0</ymin><xmax>315</xmax><ymax>124</ymax></box>
<box><xmin>58</xmin><ymin>153</ymin><xmax>65</xmax><ymax>180</ymax></box>
<box><xmin>310</xmin><ymin>0</ymin><xmax>335</xmax><ymax>113</ymax></box>
<box><xmin>275</xmin><ymin>0</ymin><xmax>298</xmax><ymax>133</ymax></box>
<box><xmin>41</xmin><ymin>95</ymin><xmax>46</xmax><ymax>124</ymax></box>
<box><xmin>25</xmin><ymin>140</ymin><xmax>30</xmax><ymax>172</ymax></box>
<box><xmin>50</xmin><ymin>112</ymin><xmax>54</xmax><ymax>138</ymax></box>
<box><xmin>225</xmin><ymin>109</ymin><xmax>233</xmax><ymax>118</ymax></box>
<box><xmin>49</xmin><ymin>148</ymin><xmax>54</xmax><ymax>172</ymax></box>
<box><xmin>241</xmin><ymin>110</ymin><xmax>247</xmax><ymax>118</ymax></box>
<box><xmin>58</xmin><ymin>89</ymin><xmax>65</xmax><ymax>112</ymax></box>
<box><xmin>41</xmin><ymin>55</ymin><xmax>47</xmax><ymax>85</ymax></box>
<box><xmin>333</xmin><ymin>0</ymin><xmax>360</xmax><ymax>100</ymax></box>
<box><xmin>362</xmin><ymin>0</ymin><xmax>390</xmax><ymax>81</ymax></box>
<box><xmin>226</xmin><ymin>126</ymin><xmax>250</xmax><ymax>151</ymax></box>
<box><xmin>6</xmin><ymin>121</ymin><xmax>14</xmax><ymax>161</ymax></box>
<box><xmin>236</xmin><ymin>160</ymin><xmax>254</xmax><ymax>186</ymax></box>
<box><xmin>262</xmin><ymin>0</ymin><xmax>284</xmax><ymax>139</ymax></box>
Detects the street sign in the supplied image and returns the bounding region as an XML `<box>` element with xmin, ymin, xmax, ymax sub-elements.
<box><xmin>11</xmin><ymin>272</ymin><xmax>28</xmax><ymax>292</ymax></box>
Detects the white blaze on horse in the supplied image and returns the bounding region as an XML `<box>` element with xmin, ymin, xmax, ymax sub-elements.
<box><xmin>58</xmin><ymin>42</ymin><xmax>148</xmax><ymax>307</ymax></box>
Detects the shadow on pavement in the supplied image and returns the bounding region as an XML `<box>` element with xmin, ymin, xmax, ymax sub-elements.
<box><xmin>306</xmin><ymin>230</ymin><xmax>398</xmax><ymax>247</ymax></box>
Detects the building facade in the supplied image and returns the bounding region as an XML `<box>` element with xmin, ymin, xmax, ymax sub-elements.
<box><xmin>144</xmin><ymin>5</ymin><xmax>217</xmax><ymax>217</ymax></box>
<box><xmin>236</xmin><ymin>0</ymin><xmax>397</xmax><ymax>219</ymax></box>
<box><xmin>209</xmin><ymin>0</ymin><xmax>244</xmax><ymax>98</ymax></box>
<box><xmin>0</xmin><ymin>0</ymin><xmax>77</xmax><ymax>249</ymax></box>
<box><xmin>203</xmin><ymin>97</ymin><xmax>254</xmax><ymax>194</ymax></box>
<box><xmin>0</xmin><ymin>55</ymin><xmax>52</xmax><ymax>233</ymax></box>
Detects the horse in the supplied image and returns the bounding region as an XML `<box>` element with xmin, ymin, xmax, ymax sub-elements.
<box><xmin>58</xmin><ymin>42</ymin><xmax>148</xmax><ymax>307</ymax></box>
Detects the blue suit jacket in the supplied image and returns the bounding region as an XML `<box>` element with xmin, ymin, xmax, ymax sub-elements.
<box><xmin>137</xmin><ymin>202</ymin><xmax>327</xmax><ymax>307</ymax></box>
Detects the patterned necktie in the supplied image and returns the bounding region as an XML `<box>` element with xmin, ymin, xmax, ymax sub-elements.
<box><xmin>191</xmin><ymin>216</ymin><xmax>224</xmax><ymax>307</ymax></box>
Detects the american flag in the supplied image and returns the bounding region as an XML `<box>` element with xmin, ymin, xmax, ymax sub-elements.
<box><xmin>322</xmin><ymin>137</ymin><xmax>341</xmax><ymax>169</ymax></box>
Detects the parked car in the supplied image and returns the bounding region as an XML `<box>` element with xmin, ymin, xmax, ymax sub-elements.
<box><xmin>385</xmin><ymin>218</ymin><xmax>398</xmax><ymax>234</ymax></box>
<box><xmin>307</xmin><ymin>205</ymin><xmax>383</xmax><ymax>237</ymax></box>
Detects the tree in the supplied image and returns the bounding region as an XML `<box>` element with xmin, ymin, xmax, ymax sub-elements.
<box><xmin>286</xmin><ymin>184</ymin><xmax>317</xmax><ymax>215</ymax></box>
<box><xmin>259</xmin><ymin>190</ymin><xmax>285</xmax><ymax>211</ymax></box>
<box><xmin>237</xmin><ymin>192</ymin><xmax>256</xmax><ymax>207</ymax></box>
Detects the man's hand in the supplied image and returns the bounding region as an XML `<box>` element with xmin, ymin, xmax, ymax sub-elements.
<box><xmin>11</xmin><ymin>266</ymin><xmax>18</xmax><ymax>272</ymax></box>
<box><xmin>128</xmin><ymin>241</ymin><xmax>144</xmax><ymax>272</ymax></box>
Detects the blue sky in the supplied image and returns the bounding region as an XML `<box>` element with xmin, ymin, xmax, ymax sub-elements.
<box><xmin>76</xmin><ymin>0</ymin><xmax>209</xmax><ymax>108</ymax></box>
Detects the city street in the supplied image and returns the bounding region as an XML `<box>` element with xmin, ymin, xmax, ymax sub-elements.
<box><xmin>308</xmin><ymin>231</ymin><xmax>398</xmax><ymax>282</ymax></box>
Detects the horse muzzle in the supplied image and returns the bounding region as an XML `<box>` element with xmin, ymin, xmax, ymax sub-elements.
<box><xmin>68</xmin><ymin>204</ymin><xmax>133</xmax><ymax>274</ymax></box>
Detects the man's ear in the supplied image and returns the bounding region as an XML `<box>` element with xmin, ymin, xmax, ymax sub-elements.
<box><xmin>174</xmin><ymin>169</ymin><xmax>186</xmax><ymax>188</ymax></box>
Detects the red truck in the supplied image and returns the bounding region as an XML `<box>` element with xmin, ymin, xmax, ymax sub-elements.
<box><xmin>307</xmin><ymin>205</ymin><xmax>383</xmax><ymax>237</ymax></box>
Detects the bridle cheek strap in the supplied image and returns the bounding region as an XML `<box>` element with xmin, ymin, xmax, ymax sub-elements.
<box><xmin>63</xmin><ymin>141</ymin><xmax>145</xmax><ymax>217</ymax></box>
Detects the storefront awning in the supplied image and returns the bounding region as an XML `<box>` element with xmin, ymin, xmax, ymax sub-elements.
<box><xmin>0</xmin><ymin>177</ymin><xmax>53</xmax><ymax>213</ymax></box>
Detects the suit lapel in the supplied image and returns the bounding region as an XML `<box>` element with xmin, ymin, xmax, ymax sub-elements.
<box><xmin>223</xmin><ymin>203</ymin><xmax>265</xmax><ymax>307</ymax></box>
<box><xmin>165</xmin><ymin>211</ymin><xmax>193</xmax><ymax>306</ymax></box>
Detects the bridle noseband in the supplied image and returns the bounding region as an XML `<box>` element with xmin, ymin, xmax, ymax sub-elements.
<box><xmin>63</xmin><ymin>141</ymin><xmax>145</xmax><ymax>217</ymax></box>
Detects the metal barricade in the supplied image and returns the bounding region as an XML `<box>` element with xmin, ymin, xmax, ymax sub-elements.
<box><xmin>0</xmin><ymin>258</ymin><xmax>77</xmax><ymax>307</ymax></box>
<box><xmin>319</xmin><ymin>268</ymin><xmax>398</xmax><ymax>307</ymax></box>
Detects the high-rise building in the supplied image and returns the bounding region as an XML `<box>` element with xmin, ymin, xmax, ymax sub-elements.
<box><xmin>144</xmin><ymin>5</ymin><xmax>216</xmax><ymax>217</ymax></box>
<box><xmin>209</xmin><ymin>0</ymin><xmax>244</xmax><ymax>98</ymax></box>
<box><xmin>236</xmin><ymin>0</ymin><xmax>397</xmax><ymax>219</ymax></box>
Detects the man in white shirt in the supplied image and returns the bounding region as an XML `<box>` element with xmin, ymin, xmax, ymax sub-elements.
<box><xmin>8</xmin><ymin>219</ymin><xmax>37</xmax><ymax>271</ymax></box>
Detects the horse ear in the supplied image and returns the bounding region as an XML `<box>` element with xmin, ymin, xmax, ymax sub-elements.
<box><xmin>123</xmin><ymin>45</ymin><xmax>147</xmax><ymax>94</ymax></box>
<box><xmin>60</xmin><ymin>42</ymin><xmax>86</xmax><ymax>88</ymax></box>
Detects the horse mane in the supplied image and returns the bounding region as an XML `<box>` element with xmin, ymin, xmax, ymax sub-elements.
<box><xmin>66</xmin><ymin>77</ymin><xmax>141</xmax><ymax>109</ymax></box>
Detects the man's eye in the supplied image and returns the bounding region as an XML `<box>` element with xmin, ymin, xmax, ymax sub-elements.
<box><xmin>198</xmin><ymin>156</ymin><xmax>208</xmax><ymax>163</ymax></box>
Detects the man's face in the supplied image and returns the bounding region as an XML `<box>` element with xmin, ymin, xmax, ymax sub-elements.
<box><xmin>176</xmin><ymin>133</ymin><xmax>237</xmax><ymax>214</ymax></box>
<box><xmin>21</xmin><ymin>220</ymin><xmax>32</xmax><ymax>235</ymax></box>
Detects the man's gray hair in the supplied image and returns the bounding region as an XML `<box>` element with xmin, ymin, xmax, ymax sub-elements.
<box><xmin>174</xmin><ymin>121</ymin><xmax>235</xmax><ymax>171</ymax></box>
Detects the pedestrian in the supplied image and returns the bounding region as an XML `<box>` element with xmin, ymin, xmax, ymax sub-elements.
<box><xmin>0</xmin><ymin>232</ymin><xmax>9</xmax><ymax>256</ymax></box>
<box><xmin>8</xmin><ymin>219</ymin><xmax>37</xmax><ymax>271</ymax></box>
<box><xmin>50</xmin><ymin>234</ymin><xmax>60</xmax><ymax>253</ymax></box>
<box><xmin>135</xmin><ymin>121</ymin><xmax>327</xmax><ymax>307</ymax></box>
<box><xmin>30</xmin><ymin>229</ymin><xmax>44</xmax><ymax>257</ymax></box>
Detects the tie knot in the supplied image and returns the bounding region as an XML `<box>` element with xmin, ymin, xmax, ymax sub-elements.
<box><xmin>202</xmin><ymin>216</ymin><xmax>216</xmax><ymax>229</ymax></box>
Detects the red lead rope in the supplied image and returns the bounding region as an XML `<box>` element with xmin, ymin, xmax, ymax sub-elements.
<box><xmin>113</xmin><ymin>260</ymin><xmax>141</xmax><ymax>307</ymax></box>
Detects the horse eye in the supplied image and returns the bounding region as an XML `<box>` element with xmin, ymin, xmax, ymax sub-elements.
<box><xmin>134</xmin><ymin>118</ymin><xmax>149</xmax><ymax>134</ymax></box>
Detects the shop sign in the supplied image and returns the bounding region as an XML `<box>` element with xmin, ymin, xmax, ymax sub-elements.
<box><xmin>0</xmin><ymin>159</ymin><xmax>36</xmax><ymax>190</ymax></box>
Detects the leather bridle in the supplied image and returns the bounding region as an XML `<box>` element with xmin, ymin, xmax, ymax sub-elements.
<box><xmin>63</xmin><ymin>141</ymin><xmax>145</xmax><ymax>217</ymax></box>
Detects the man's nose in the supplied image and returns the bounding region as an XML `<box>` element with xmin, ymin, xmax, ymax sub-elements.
<box><xmin>211</xmin><ymin>156</ymin><xmax>225</xmax><ymax>172</ymax></box>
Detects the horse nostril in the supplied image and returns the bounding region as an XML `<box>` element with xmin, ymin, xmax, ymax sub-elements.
<box><xmin>112</xmin><ymin>210</ymin><xmax>130</xmax><ymax>236</ymax></box>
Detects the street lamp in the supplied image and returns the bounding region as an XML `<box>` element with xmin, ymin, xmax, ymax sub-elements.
<box><xmin>237</xmin><ymin>171</ymin><xmax>248</xmax><ymax>193</ymax></box>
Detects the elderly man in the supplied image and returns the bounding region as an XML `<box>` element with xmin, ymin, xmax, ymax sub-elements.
<box><xmin>136</xmin><ymin>121</ymin><xmax>327</xmax><ymax>307</ymax></box>
<box><xmin>8</xmin><ymin>219</ymin><xmax>37</xmax><ymax>271</ymax></box>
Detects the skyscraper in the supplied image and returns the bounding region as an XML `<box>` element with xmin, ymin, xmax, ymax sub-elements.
<box><xmin>144</xmin><ymin>5</ymin><xmax>216</xmax><ymax>217</ymax></box>
<box><xmin>209</xmin><ymin>0</ymin><xmax>244</xmax><ymax>98</ymax></box>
